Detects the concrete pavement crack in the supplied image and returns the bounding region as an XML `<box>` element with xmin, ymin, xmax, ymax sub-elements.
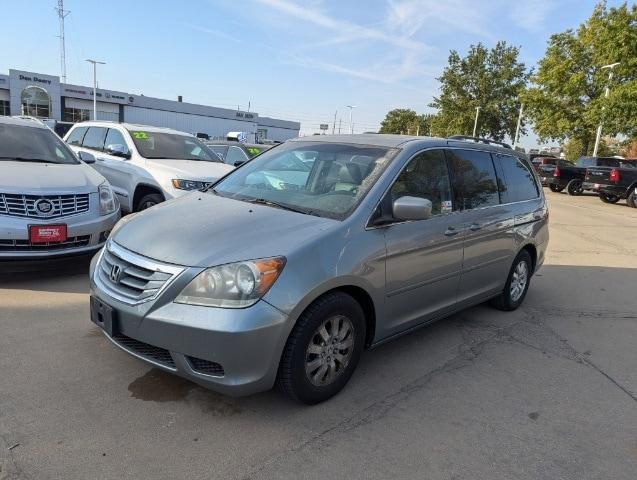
<box><xmin>0</xmin><ymin>431</ymin><xmax>29</xmax><ymax>480</ymax></box>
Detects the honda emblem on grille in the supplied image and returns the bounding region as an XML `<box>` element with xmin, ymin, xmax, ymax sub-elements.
<box><xmin>109</xmin><ymin>264</ymin><xmax>123</xmax><ymax>284</ymax></box>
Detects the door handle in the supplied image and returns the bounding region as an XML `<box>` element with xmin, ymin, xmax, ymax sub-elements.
<box><xmin>96</xmin><ymin>157</ymin><xmax>106</xmax><ymax>162</ymax></box>
<box><xmin>469</xmin><ymin>223</ymin><xmax>482</xmax><ymax>231</ymax></box>
<box><xmin>444</xmin><ymin>227</ymin><xmax>460</xmax><ymax>237</ymax></box>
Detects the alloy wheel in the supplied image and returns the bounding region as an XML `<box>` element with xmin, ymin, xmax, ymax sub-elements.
<box><xmin>510</xmin><ymin>260</ymin><xmax>529</xmax><ymax>302</ymax></box>
<box><xmin>305</xmin><ymin>315</ymin><xmax>355</xmax><ymax>386</ymax></box>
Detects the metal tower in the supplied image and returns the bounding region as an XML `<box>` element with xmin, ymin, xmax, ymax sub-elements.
<box><xmin>54</xmin><ymin>0</ymin><xmax>70</xmax><ymax>83</ymax></box>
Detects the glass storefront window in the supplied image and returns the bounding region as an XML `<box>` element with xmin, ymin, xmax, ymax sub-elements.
<box><xmin>0</xmin><ymin>100</ymin><xmax>9</xmax><ymax>116</ymax></box>
<box><xmin>63</xmin><ymin>107</ymin><xmax>90</xmax><ymax>123</ymax></box>
<box><xmin>21</xmin><ymin>86</ymin><xmax>51</xmax><ymax>119</ymax></box>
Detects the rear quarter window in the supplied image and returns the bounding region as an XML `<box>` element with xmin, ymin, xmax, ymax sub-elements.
<box><xmin>66</xmin><ymin>126</ymin><xmax>87</xmax><ymax>146</ymax></box>
<box><xmin>496</xmin><ymin>155</ymin><xmax>539</xmax><ymax>203</ymax></box>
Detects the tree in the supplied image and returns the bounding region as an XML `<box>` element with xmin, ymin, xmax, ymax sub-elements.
<box><xmin>429</xmin><ymin>41</ymin><xmax>528</xmax><ymax>141</ymax></box>
<box><xmin>523</xmin><ymin>2</ymin><xmax>637</xmax><ymax>156</ymax></box>
<box><xmin>379</xmin><ymin>109</ymin><xmax>432</xmax><ymax>135</ymax></box>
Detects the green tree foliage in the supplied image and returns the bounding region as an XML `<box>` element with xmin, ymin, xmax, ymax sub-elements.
<box><xmin>379</xmin><ymin>109</ymin><xmax>432</xmax><ymax>135</ymax></box>
<box><xmin>429</xmin><ymin>41</ymin><xmax>528</xmax><ymax>141</ymax></box>
<box><xmin>523</xmin><ymin>2</ymin><xmax>637</xmax><ymax>155</ymax></box>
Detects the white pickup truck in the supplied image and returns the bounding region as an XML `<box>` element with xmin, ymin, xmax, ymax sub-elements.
<box><xmin>64</xmin><ymin>122</ymin><xmax>233</xmax><ymax>212</ymax></box>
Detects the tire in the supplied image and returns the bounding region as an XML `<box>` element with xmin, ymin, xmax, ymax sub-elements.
<box><xmin>277</xmin><ymin>292</ymin><xmax>366</xmax><ymax>404</ymax></box>
<box><xmin>627</xmin><ymin>191</ymin><xmax>637</xmax><ymax>208</ymax></box>
<box><xmin>599</xmin><ymin>192</ymin><xmax>620</xmax><ymax>204</ymax></box>
<box><xmin>548</xmin><ymin>184</ymin><xmax>563</xmax><ymax>193</ymax></box>
<box><xmin>136</xmin><ymin>193</ymin><xmax>164</xmax><ymax>211</ymax></box>
<box><xmin>490</xmin><ymin>250</ymin><xmax>533</xmax><ymax>312</ymax></box>
<box><xmin>566</xmin><ymin>179</ymin><xmax>583</xmax><ymax>196</ymax></box>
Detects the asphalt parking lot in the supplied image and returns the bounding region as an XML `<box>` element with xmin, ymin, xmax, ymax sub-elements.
<box><xmin>1</xmin><ymin>192</ymin><xmax>636</xmax><ymax>480</ymax></box>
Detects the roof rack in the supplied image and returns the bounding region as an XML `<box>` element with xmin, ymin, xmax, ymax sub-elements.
<box><xmin>448</xmin><ymin>135</ymin><xmax>512</xmax><ymax>150</ymax></box>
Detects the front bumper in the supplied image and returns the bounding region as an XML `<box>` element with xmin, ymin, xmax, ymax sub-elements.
<box><xmin>89</xmin><ymin>253</ymin><xmax>291</xmax><ymax>396</ymax></box>
<box><xmin>0</xmin><ymin>208</ymin><xmax>120</xmax><ymax>259</ymax></box>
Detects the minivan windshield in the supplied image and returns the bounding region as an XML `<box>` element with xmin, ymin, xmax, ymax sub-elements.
<box><xmin>127</xmin><ymin>129</ymin><xmax>222</xmax><ymax>162</ymax></box>
<box><xmin>0</xmin><ymin>123</ymin><xmax>79</xmax><ymax>164</ymax></box>
<box><xmin>212</xmin><ymin>142</ymin><xmax>397</xmax><ymax>219</ymax></box>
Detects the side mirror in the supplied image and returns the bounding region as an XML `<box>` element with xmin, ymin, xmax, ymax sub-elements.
<box><xmin>78</xmin><ymin>151</ymin><xmax>96</xmax><ymax>164</ymax></box>
<box><xmin>106</xmin><ymin>144</ymin><xmax>131</xmax><ymax>159</ymax></box>
<box><xmin>393</xmin><ymin>196</ymin><xmax>432</xmax><ymax>221</ymax></box>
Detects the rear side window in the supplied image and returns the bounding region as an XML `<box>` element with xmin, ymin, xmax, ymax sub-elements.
<box><xmin>390</xmin><ymin>149</ymin><xmax>453</xmax><ymax>216</ymax></box>
<box><xmin>497</xmin><ymin>155</ymin><xmax>539</xmax><ymax>203</ymax></box>
<box><xmin>447</xmin><ymin>149</ymin><xmax>500</xmax><ymax>210</ymax></box>
<box><xmin>66</xmin><ymin>126</ymin><xmax>87</xmax><ymax>146</ymax></box>
<box><xmin>82</xmin><ymin>127</ymin><xmax>107</xmax><ymax>151</ymax></box>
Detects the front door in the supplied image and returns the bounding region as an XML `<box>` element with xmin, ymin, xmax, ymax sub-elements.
<box><xmin>382</xmin><ymin>149</ymin><xmax>464</xmax><ymax>337</ymax></box>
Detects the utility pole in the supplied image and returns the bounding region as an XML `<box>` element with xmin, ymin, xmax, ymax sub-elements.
<box><xmin>346</xmin><ymin>105</ymin><xmax>356</xmax><ymax>134</ymax></box>
<box><xmin>472</xmin><ymin>106</ymin><xmax>481</xmax><ymax>137</ymax></box>
<box><xmin>86</xmin><ymin>59</ymin><xmax>106</xmax><ymax>120</ymax></box>
<box><xmin>513</xmin><ymin>103</ymin><xmax>524</xmax><ymax>150</ymax></box>
<box><xmin>338</xmin><ymin>119</ymin><xmax>342</xmax><ymax>134</ymax></box>
<box><xmin>332</xmin><ymin>110</ymin><xmax>337</xmax><ymax>134</ymax></box>
<box><xmin>593</xmin><ymin>62</ymin><xmax>620</xmax><ymax>156</ymax></box>
<box><xmin>55</xmin><ymin>0</ymin><xmax>70</xmax><ymax>83</ymax></box>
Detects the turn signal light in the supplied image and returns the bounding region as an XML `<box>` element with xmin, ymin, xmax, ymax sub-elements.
<box><xmin>553</xmin><ymin>166</ymin><xmax>560</xmax><ymax>178</ymax></box>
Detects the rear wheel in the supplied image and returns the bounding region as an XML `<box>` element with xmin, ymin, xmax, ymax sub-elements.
<box><xmin>627</xmin><ymin>191</ymin><xmax>637</xmax><ymax>208</ymax></box>
<box><xmin>136</xmin><ymin>193</ymin><xmax>164</xmax><ymax>211</ymax></box>
<box><xmin>277</xmin><ymin>292</ymin><xmax>366</xmax><ymax>404</ymax></box>
<box><xmin>548</xmin><ymin>184</ymin><xmax>563</xmax><ymax>193</ymax></box>
<box><xmin>566</xmin><ymin>179</ymin><xmax>583</xmax><ymax>196</ymax></box>
<box><xmin>599</xmin><ymin>192</ymin><xmax>620</xmax><ymax>204</ymax></box>
<box><xmin>490</xmin><ymin>250</ymin><xmax>532</xmax><ymax>312</ymax></box>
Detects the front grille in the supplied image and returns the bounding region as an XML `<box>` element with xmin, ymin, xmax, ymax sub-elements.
<box><xmin>0</xmin><ymin>193</ymin><xmax>90</xmax><ymax>218</ymax></box>
<box><xmin>187</xmin><ymin>356</ymin><xmax>225</xmax><ymax>377</ymax></box>
<box><xmin>0</xmin><ymin>235</ymin><xmax>91</xmax><ymax>252</ymax></box>
<box><xmin>112</xmin><ymin>334</ymin><xmax>176</xmax><ymax>369</ymax></box>
<box><xmin>96</xmin><ymin>242</ymin><xmax>184</xmax><ymax>305</ymax></box>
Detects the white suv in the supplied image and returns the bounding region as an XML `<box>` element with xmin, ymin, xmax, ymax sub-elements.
<box><xmin>64</xmin><ymin>122</ymin><xmax>234</xmax><ymax>212</ymax></box>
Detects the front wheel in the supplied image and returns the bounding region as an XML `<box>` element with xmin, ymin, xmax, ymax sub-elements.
<box><xmin>548</xmin><ymin>184</ymin><xmax>563</xmax><ymax>193</ymax></box>
<box><xmin>490</xmin><ymin>250</ymin><xmax>532</xmax><ymax>311</ymax></box>
<box><xmin>599</xmin><ymin>192</ymin><xmax>620</xmax><ymax>204</ymax></box>
<box><xmin>566</xmin><ymin>179</ymin><xmax>583</xmax><ymax>196</ymax></box>
<box><xmin>136</xmin><ymin>193</ymin><xmax>164</xmax><ymax>211</ymax></box>
<box><xmin>277</xmin><ymin>292</ymin><xmax>366</xmax><ymax>404</ymax></box>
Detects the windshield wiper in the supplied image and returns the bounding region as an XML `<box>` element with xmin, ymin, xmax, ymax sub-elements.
<box><xmin>247</xmin><ymin>198</ymin><xmax>311</xmax><ymax>215</ymax></box>
<box><xmin>0</xmin><ymin>157</ymin><xmax>60</xmax><ymax>163</ymax></box>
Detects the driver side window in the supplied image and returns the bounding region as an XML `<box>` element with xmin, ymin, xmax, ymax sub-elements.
<box><xmin>390</xmin><ymin>149</ymin><xmax>453</xmax><ymax>216</ymax></box>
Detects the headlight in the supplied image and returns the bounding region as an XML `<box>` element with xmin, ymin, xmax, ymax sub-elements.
<box><xmin>175</xmin><ymin>257</ymin><xmax>286</xmax><ymax>308</ymax></box>
<box><xmin>171</xmin><ymin>179</ymin><xmax>205</xmax><ymax>191</ymax></box>
<box><xmin>98</xmin><ymin>183</ymin><xmax>118</xmax><ymax>215</ymax></box>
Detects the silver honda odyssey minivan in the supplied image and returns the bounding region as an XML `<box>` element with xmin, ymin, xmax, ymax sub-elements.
<box><xmin>90</xmin><ymin>134</ymin><xmax>548</xmax><ymax>404</ymax></box>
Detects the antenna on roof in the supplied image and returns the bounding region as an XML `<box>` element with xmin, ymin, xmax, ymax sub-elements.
<box><xmin>54</xmin><ymin>0</ymin><xmax>70</xmax><ymax>83</ymax></box>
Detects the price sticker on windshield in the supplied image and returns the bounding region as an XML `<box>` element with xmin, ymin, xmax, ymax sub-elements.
<box><xmin>132</xmin><ymin>131</ymin><xmax>149</xmax><ymax>140</ymax></box>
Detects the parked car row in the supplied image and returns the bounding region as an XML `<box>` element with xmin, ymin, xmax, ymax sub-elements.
<box><xmin>0</xmin><ymin>118</ymin><xmax>239</xmax><ymax>260</ymax></box>
<box><xmin>538</xmin><ymin>155</ymin><xmax>637</xmax><ymax>208</ymax></box>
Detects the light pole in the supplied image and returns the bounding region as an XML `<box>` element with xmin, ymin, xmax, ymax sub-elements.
<box><xmin>85</xmin><ymin>59</ymin><xmax>105</xmax><ymax>120</ymax></box>
<box><xmin>346</xmin><ymin>105</ymin><xmax>356</xmax><ymax>134</ymax></box>
<box><xmin>593</xmin><ymin>62</ymin><xmax>620</xmax><ymax>156</ymax></box>
<box><xmin>472</xmin><ymin>106</ymin><xmax>481</xmax><ymax>137</ymax></box>
<box><xmin>513</xmin><ymin>103</ymin><xmax>524</xmax><ymax>150</ymax></box>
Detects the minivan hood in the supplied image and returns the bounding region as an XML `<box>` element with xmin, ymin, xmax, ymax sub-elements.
<box><xmin>0</xmin><ymin>161</ymin><xmax>104</xmax><ymax>194</ymax></box>
<box><xmin>145</xmin><ymin>159</ymin><xmax>233</xmax><ymax>182</ymax></box>
<box><xmin>112</xmin><ymin>192</ymin><xmax>337</xmax><ymax>267</ymax></box>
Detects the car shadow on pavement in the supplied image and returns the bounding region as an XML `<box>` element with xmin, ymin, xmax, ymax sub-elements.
<box><xmin>0</xmin><ymin>253</ymin><xmax>92</xmax><ymax>294</ymax></box>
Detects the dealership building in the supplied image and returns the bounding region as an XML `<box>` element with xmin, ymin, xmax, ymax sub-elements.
<box><xmin>0</xmin><ymin>69</ymin><xmax>300</xmax><ymax>142</ymax></box>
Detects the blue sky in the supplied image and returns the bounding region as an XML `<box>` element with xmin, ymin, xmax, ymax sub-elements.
<box><xmin>2</xmin><ymin>0</ymin><xmax>624</xmax><ymax>148</ymax></box>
